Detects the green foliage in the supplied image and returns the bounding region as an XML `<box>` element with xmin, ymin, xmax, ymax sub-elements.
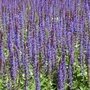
<box><xmin>0</xmin><ymin>45</ymin><xmax>89</xmax><ymax>90</ymax></box>
<box><xmin>0</xmin><ymin>62</ymin><xmax>89</xmax><ymax>90</ymax></box>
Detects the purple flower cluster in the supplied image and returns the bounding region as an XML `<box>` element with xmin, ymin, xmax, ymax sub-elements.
<box><xmin>0</xmin><ymin>0</ymin><xmax>90</xmax><ymax>89</ymax></box>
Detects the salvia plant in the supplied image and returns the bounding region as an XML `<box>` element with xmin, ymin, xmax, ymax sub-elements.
<box><xmin>0</xmin><ymin>0</ymin><xmax>90</xmax><ymax>90</ymax></box>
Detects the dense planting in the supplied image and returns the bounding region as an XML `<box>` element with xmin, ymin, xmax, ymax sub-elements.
<box><xmin>0</xmin><ymin>0</ymin><xmax>90</xmax><ymax>90</ymax></box>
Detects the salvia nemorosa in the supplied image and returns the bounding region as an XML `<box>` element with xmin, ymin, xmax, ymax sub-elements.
<box><xmin>0</xmin><ymin>0</ymin><xmax>90</xmax><ymax>90</ymax></box>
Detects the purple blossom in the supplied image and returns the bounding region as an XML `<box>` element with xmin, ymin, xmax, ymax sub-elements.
<box><xmin>0</xmin><ymin>0</ymin><xmax>90</xmax><ymax>89</ymax></box>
